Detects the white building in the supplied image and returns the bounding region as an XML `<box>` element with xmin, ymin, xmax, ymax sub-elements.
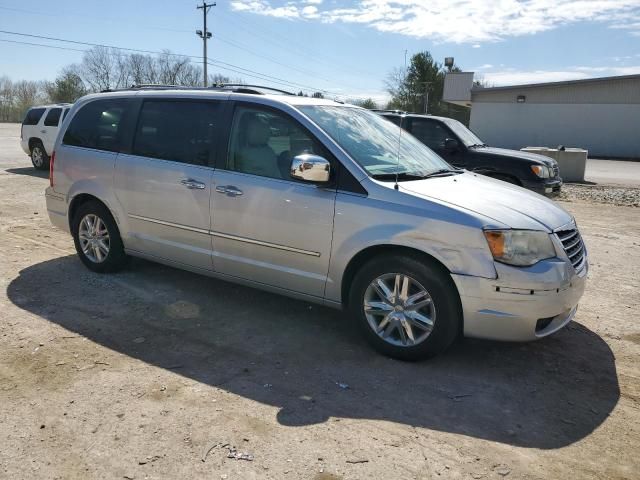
<box><xmin>443</xmin><ymin>73</ymin><xmax>640</xmax><ymax>158</ymax></box>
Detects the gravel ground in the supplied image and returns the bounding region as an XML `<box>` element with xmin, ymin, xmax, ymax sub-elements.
<box><xmin>1</xmin><ymin>123</ymin><xmax>639</xmax><ymax>479</ymax></box>
<box><xmin>560</xmin><ymin>183</ymin><xmax>640</xmax><ymax>208</ymax></box>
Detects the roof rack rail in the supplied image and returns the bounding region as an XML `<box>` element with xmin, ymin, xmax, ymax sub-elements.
<box><xmin>371</xmin><ymin>109</ymin><xmax>407</xmax><ymax>114</ymax></box>
<box><xmin>212</xmin><ymin>83</ymin><xmax>295</xmax><ymax>96</ymax></box>
<box><xmin>100</xmin><ymin>83</ymin><xmax>297</xmax><ymax>96</ymax></box>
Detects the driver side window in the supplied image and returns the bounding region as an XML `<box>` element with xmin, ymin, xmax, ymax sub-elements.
<box><xmin>227</xmin><ymin>106</ymin><xmax>321</xmax><ymax>181</ymax></box>
<box><xmin>410</xmin><ymin>119</ymin><xmax>450</xmax><ymax>151</ymax></box>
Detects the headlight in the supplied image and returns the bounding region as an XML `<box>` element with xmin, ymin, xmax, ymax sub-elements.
<box><xmin>483</xmin><ymin>230</ymin><xmax>556</xmax><ymax>266</ymax></box>
<box><xmin>530</xmin><ymin>165</ymin><xmax>551</xmax><ymax>178</ymax></box>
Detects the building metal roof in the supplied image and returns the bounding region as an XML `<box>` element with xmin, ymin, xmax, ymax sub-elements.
<box><xmin>471</xmin><ymin>73</ymin><xmax>640</xmax><ymax>93</ymax></box>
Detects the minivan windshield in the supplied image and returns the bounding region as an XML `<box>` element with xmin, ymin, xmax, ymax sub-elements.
<box><xmin>441</xmin><ymin>117</ymin><xmax>484</xmax><ymax>147</ymax></box>
<box><xmin>299</xmin><ymin>106</ymin><xmax>453</xmax><ymax>179</ymax></box>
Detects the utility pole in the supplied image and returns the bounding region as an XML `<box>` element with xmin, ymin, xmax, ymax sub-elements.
<box><xmin>196</xmin><ymin>2</ymin><xmax>215</xmax><ymax>87</ymax></box>
<box><xmin>421</xmin><ymin>81</ymin><xmax>433</xmax><ymax>114</ymax></box>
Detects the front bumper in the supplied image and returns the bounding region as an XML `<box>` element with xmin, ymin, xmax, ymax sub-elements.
<box><xmin>452</xmin><ymin>257</ymin><xmax>587</xmax><ymax>342</ymax></box>
<box><xmin>524</xmin><ymin>177</ymin><xmax>563</xmax><ymax>196</ymax></box>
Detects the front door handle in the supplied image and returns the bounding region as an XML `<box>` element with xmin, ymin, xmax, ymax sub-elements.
<box><xmin>215</xmin><ymin>185</ymin><xmax>243</xmax><ymax>196</ymax></box>
<box><xmin>180</xmin><ymin>178</ymin><xmax>206</xmax><ymax>190</ymax></box>
<box><xmin>41</xmin><ymin>129</ymin><xmax>47</xmax><ymax>134</ymax></box>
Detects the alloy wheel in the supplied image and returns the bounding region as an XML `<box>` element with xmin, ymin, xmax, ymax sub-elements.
<box><xmin>78</xmin><ymin>214</ymin><xmax>110</xmax><ymax>263</ymax></box>
<box><xmin>363</xmin><ymin>273</ymin><xmax>436</xmax><ymax>347</ymax></box>
<box><xmin>31</xmin><ymin>146</ymin><xmax>43</xmax><ymax>168</ymax></box>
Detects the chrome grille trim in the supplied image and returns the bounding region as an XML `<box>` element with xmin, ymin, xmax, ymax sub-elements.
<box><xmin>556</xmin><ymin>227</ymin><xmax>586</xmax><ymax>274</ymax></box>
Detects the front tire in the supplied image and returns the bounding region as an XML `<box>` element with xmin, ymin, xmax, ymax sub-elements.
<box><xmin>30</xmin><ymin>141</ymin><xmax>49</xmax><ymax>170</ymax></box>
<box><xmin>348</xmin><ymin>254</ymin><xmax>461</xmax><ymax>361</ymax></box>
<box><xmin>72</xmin><ymin>201</ymin><xmax>127</xmax><ymax>273</ymax></box>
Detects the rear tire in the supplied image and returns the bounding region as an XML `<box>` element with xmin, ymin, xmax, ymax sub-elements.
<box><xmin>348</xmin><ymin>254</ymin><xmax>461</xmax><ymax>361</ymax></box>
<box><xmin>72</xmin><ymin>201</ymin><xmax>128</xmax><ymax>273</ymax></box>
<box><xmin>30</xmin><ymin>141</ymin><xmax>49</xmax><ymax>170</ymax></box>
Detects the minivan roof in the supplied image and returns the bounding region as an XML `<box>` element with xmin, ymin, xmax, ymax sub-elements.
<box><xmin>84</xmin><ymin>88</ymin><xmax>355</xmax><ymax>108</ymax></box>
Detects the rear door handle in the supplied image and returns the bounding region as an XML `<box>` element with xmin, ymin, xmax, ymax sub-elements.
<box><xmin>180</xmin><ymin>178</ymin><xmax>206</xmax><ymax>190</ymax></box>
<box><xmin>215</xmin><ymin>185</ymin><xmax>243</xmax><ymax>196</ymax></box>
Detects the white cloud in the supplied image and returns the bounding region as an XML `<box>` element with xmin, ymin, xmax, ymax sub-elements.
<box><xmin>481</xmin><ymin>65</ymin><xmax>640</xmax><ymax>86</ymax></box>
<box><xmin>229</xmin><ymin>0</ymin><xmax>640</xmax><ymax>43</ymax></box>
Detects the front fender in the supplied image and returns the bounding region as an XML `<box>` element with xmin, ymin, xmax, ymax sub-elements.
<box><xmin>324</xmin><ymin>192</ymin><xmax>498</xmax><ymax>303</ymax></box>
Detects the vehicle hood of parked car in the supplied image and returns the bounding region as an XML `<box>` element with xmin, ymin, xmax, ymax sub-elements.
<box><xmin>474</xmin><ymin>146</ymin><xmax>558</xmax><ymax>167</ymax></box>
<box><xmin>398</xmin><ymin>172</ymin><xmax>571</xmax><ymax>231</ymax></box>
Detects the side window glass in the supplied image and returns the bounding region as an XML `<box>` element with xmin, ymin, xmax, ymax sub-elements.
<box><xmin>63</xmin><ymin>99</ymin><xmax>130</xmax><ymax>152</ymax></box>
<box><xmin>411</xmin><ymin>120</ymin><xmax>450</xmax><ymax>150</ymax></box>
<box><xmin>132</xmin><ymin>100</ymin><xmax>220</xmax><ymax>166</ymax></box>
<box><xmin>44</xmin><ymin>108</ymin><xmax>62</xmax><ymax>127</ymax></box>
<box><xmin>227</xmin><ymin>106</ymin><xmax>322</xmax><ymax>180</ymax></box>
<box><xmin>23</xmin><ymin>108</ymin><xmax>45</xmax><ymax>126</ymax></box>
<box><xmin>61</xmin><ymin>108</ymin><xmax>69</xmax><ymax>122</ymax></box>
<box><xmin>385</xmin><ymin>115</ymin><xmax>403</xmax><ymax>127</ymax></box>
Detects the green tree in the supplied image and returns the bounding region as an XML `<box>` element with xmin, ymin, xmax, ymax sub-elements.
<box><xmin>311</xmin><ymin>92</ymin><xmax>324</xmax><ymax>99</ymax></box>
<box><xmin>386</xmin><ymin>51</ymin><xmax>470</xmax><ymax>124</ymax></box>
<box><xmin>46</xmin><ymin>70</ymin><xmax>87</xmax><ymax>103</ymax></box>
<box><xmin>353</xmin><ymin>98</ymin><xmax>378</xmax><ymax>109</ymax></box>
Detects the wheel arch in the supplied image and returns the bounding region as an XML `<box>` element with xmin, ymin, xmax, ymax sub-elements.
<box><xmin>68</xmin><ymin>193</ymin><xmax>117</xmax><ymax>233</ymax></box>
<box><xmin>487</xmin><ymin>172</ymin><xmax>522</xmax><ymax>186</ymax></box>
<box><xmin>28</xmin><ymin>137</ymin><xmax>44</xmax><ymax>153</ymax></box>
<box><xmin>340</xmin><ymin>244</ymin><xmax>459</xmax><ymax>308</ymax></box>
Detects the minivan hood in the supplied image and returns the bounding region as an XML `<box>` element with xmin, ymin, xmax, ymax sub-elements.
<box><xmin>475</xmin><ymin>146</ymin><xmax>557</xmax><ymax>167</ymax></box>
<box><xmin>399</xmin><ymin>172</ymin><xmax>571</xmax><ymax>231</ymax></box>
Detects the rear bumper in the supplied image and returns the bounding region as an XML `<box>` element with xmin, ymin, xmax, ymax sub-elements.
<box><xmin>452</xmin><ymin>257</ymin><xmax>587</xmax><ymax>342</ymax></box>
<box><xmin>45</xmin><ymin>187</ymin><xmax>69</xmax><ymax>233</ymax></box>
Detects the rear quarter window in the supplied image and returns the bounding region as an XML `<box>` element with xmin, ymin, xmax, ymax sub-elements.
<box><xmin>63</xmin><ymin>99</ymin><xmax>131</xmax><ymax>152</ymax></box>
<box><xmin>23</xmin><ymin>108</ymin><xmax>46</xmax><ymax>125</ymax></box>
<box><xmin>44</xmin><ymin>108</ymin><xmax>62</xmax><ymax>127</ymax></box>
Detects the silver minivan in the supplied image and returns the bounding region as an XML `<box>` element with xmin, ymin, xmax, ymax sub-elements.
<box><xmin>45</xmin><ymin>86</ymin><xmax>587</xmax><ymax>360</ymax></box>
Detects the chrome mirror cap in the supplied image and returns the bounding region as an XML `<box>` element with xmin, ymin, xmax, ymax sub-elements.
<box><xmin>290</xmin><ymin>154</ymin><xmax>331</xmax><ymax>183</ymax></box>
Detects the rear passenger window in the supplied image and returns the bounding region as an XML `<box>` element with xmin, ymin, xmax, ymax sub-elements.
<box><xmin>63</xmin><ymin>99</ymin><xmax>130</xmax><ymax>152</ymax></box>
<box><xmin>23</xmin><ymin>108</ymin><xmax>45</xmax><ymax>125</ymax></box>
<box><xmin>44</xmin><ymin>108</ymin><xmax>62</xmax><ymax>127</ymax></box>
<box><xmin>61</xmin><ymin>108</ymin><xmax>69</xmax><ymax>121</ymax></box>
<box><xmin>132</xmin><ymin>100</ymin><xmax>220</xmax><ymax>166</ymax></box>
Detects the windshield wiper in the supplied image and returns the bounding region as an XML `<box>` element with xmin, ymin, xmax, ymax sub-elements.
<box><xmin>422</xmin><ymin>169</ymin><xmax>463</xmax><ymax>178</ymax></box>
<box><xmin>371</xmin><ymin>172</ymin><xmax>428</xmax><ymax>182</ymax></box>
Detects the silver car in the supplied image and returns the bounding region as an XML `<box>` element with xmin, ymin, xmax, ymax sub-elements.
<box><xmin>45</xmin><ymin>87</ymin><xmax>587</xmax><ymax>360</ymax></box>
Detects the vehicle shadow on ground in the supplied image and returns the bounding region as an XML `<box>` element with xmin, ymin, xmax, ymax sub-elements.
<box><xmin>5</xmin><ymin>167</ymin><xmax>48</xmax><ymax>179</ymax></box>
<box><xmin>7</xmin><ymin>255</ymin><xmax>620</xmax><ymax>450</ymax></box>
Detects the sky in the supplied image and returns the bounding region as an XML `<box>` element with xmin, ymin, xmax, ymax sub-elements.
<box><xmin>1</xmin><ymin>0</ymin><xmax>639</xmax><ymax>104</ymax></box>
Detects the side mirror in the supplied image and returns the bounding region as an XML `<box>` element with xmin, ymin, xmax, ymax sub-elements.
<box><xmin>290</xmin><ymin>154</ymin><xmax>331</xmax><ymax>183</ymax></box>
<box><xmin>444</xmin><ymin>138</ymin><xmax>459</xmax><ymax>152</ymax></box>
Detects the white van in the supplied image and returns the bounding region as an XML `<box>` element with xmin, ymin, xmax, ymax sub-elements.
<box><xmin>21</xmin><ymin>104</ymin><xmax>72</xmax><ymax>170</ymax></box>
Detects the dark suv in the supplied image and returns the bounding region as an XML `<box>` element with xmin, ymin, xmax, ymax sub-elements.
<box><xmin>377</xmin><ymin>112</ymin><xmax>562</xmax><ymax>195</ymax></box>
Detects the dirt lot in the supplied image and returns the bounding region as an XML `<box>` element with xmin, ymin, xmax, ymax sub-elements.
<box><xmin>1</xmin><ymin>123</ymin><xmax>638</xmax><ymax>479</ymax></box>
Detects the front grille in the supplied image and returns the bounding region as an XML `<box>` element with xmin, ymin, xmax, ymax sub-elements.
<box><xmin>556</xmin><ymin>227</ymin><xmax>586</xmax><ymax>273</ymax></box>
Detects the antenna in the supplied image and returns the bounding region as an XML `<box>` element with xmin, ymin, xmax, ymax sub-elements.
<box><xmin>394</xmin><ymin>115</ymin><xmax>405</xmax><ymax>191</ymax></box>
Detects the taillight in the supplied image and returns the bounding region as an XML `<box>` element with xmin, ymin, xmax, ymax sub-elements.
<box><xmin>49</xmin><ymin>151</ymin><xmax>55</xmax><ymax>188</ymax></box>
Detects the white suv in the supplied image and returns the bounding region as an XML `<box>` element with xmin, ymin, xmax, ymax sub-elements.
<box><xmin>21</xmin><ymin>103</ymin><xmax>72</xmax><ymax>170</ymax></box>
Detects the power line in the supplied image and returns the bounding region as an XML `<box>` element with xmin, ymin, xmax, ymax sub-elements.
<box><xmin>217</xmin><ymin>9</ymin><xmax>379</xmax><ymax>78</ymax></box>
<box><xmin>0</xmin><ymin>5</ymin><xmax>377</xmax><ymax>93</ymax></box>
<box><xmin>0</xmin><ymin>38</ymin><xmax>86</xmax><ymax>53</ymax></box>
<box><xmin>0</xmin><ymin>30</ymin><xmax>350</xmax><ymax>97</ymax></box>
